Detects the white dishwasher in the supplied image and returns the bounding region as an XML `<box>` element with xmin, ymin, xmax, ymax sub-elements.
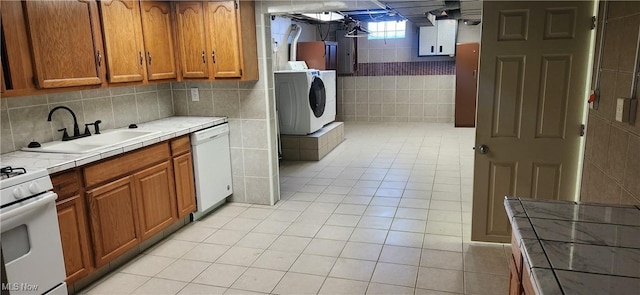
<box><xmin>190</xmin><ymin>123</ymin><xmax>233</xmax><ymax>220</ymax></box>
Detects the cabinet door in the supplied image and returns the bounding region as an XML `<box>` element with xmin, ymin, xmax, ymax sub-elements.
<box><xmin>57</xmin><ymin>194</ymin><xmax>93</xmax><ymax>285</ymax></box>
<box><xmin>436</xmin><ymin>19</ymin><xmax>457</xmax><ymax>55</ymax></box>
<box><xmin>133</xmin><ymin>161</ymin><xmax>178</xmax><ymax>240</ymax></box>
<box><xmin>418</xmin><ymin>25</ymin><xmax>438</xmax><ymax>56</ymax></box>
<box><xmin>140</xmin><ymin>1</ymin><xmax>177</xmax><ymax>80</ymax></box>
<box><xmin>23</xmin><ymin>0</ymin><xmax>104</xmax><ymax>88</ymax></box>
<box><xmin>87</xmin><ymin>177</ymin><xmax>140</xmax><ymax>268</ymax></box>
<box><xmin>99</xmin><ymin>0</ymin><xmax>146</xmax><ymax>83</ymax></box>
<box><xmin>206</xmin><ymin>1</ymin><xmax>242</xmax><ymax>78</ymax></box>
<box><xmin>175</xmin><ymin>2</ymin><xmax>209</xmax><ymax>79</ymax></box>
<box><xmin>173</xmin><ymin>152</ymin><xmax>196</xmax><ymax>218</ymax></box>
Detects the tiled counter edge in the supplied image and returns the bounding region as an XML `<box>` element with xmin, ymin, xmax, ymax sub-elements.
<box><xmin>504</xmin><ymin>198</ymin><xmax>564</xmax><ymax>295</ymax></box>
<box><xmin>0</xmin><ymin>116</ymin><xmax>227</xmax><ymax>174</ymax></box>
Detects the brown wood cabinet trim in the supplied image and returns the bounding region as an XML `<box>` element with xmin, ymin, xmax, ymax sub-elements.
<box><xmin>511</xmin><ymin>234</ymin><xmax>523</xmax><ymax>273</ymax></box>
<box><xmin>83</xmin><ymin>142</ymin><xmax>170</xmax><ymax>188</ymax></box>
<box><xmin>521</xmin><ymin>263</ymin><xmax>536</xmax><ymax>295</ymax></box>
<box><xmin>52</xmin><ymin>169</ymin><xmax>83</xmax><ymax>201</ymax></box>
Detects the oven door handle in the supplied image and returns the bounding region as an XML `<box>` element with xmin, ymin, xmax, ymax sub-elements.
<box><xmin>1</xmin><ymin>193</ymin><xmax>57</xmax><ymax>222</ymax></box>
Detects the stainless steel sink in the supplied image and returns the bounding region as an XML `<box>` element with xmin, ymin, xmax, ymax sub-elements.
<box><xmin>22</xmin><ymin>129</ymin><xmax>162</xmax><ymax>154</ymax></box>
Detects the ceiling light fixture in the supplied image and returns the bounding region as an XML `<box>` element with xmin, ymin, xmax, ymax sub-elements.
<box><xmin>301</xmin><ymin>11</ymin><xmax>344</xmax><ymax>22</ymax></box>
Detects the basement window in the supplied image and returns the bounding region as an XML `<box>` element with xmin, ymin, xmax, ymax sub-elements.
<box><xmin>367</xmin><ymin>20</ymin><xmax>407</xmax><ymax>40</ymax></box>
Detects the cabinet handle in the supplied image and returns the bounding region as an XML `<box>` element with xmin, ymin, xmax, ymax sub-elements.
<box><xmin>439</xmin><ymin>46</ymin><xmax>443</xmax><ymax>52</ymax></box>
<box><xmin>431</xmin><ymin>46</ymin><xmax>434</xmax><ymax>53</ymax></box>
<box><xmin>139</xmin><ymin>51</ymin><xmax>143</xmax><ymax>65</ymax></box>
<box><xmin>147</xmin><ymin>52</ymin><xmax>152</xmax><ymax>65</ymax></box>
<box><xmin>96</xmin><ymin>50</ymin><xmax>102</xmax><ymax>67</ymax></box>
<box><xmin>212</xmin><ymin>50</ymin><xmax>216</xmax><ymax>64</ymax></box>
<box><xmin>202</xmin><ymin>51</ymin><xmax>206</xmax><ymax>64</ymax></box>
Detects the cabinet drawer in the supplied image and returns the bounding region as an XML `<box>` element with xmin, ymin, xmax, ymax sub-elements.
<box><xmin>84</xmin><ymin>142</ymin><xmax>170</xmax><ymax>187</ymax></box>
<box><xmin>170</xmin><ymin>135</ymin><xmax>191</xmax><ymax>156</ymax></box>
<box><xmin>52</xmin><ymin>169</ymin><xmax>82</xmax><ymax>200</ymax></box>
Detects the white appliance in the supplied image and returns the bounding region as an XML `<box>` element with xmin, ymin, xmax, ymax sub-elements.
<box><xmin>0</xmin><ymin>167</ymin><xmax>67</xmax><ymax>295</ymax></box>
<box><xmin>190</xmin><ymin>123</ymin><xmax>233</xmax><ymax>220</ymax></box>
<box><xmin>275</xmin><ymin>69</ymin><xmax>336</xmax><ymax>135</ymax></box>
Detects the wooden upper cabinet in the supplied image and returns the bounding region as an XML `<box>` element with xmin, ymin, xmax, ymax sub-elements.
<box><xmin>99</xmin><ymin>0</ymin><xmax>146</xmax><ymax>83</ymax></box>
<box><xmin>206</xmin><ymin>1</ymin><xmax>242</xmax><ymax>78</ymax></box>
<box><xmin>23</xmin><ymin>0</ymin><xmax>104</xmax><ymax>88</ymax></box>
<box><xmin>140</xmin><ymin>1</ymin><xmax>177</xmax><ymax>80</ymax></box>
<box><xmin>175</xmin><ymin>2</ymin><xmax>209</xmax><ymax>79</ymax></box>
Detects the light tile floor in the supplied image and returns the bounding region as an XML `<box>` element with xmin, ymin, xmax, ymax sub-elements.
<box><xmin>83</xmin><ymin>122</ymin><xmax>510</xmax><ymax>295</ymax></box>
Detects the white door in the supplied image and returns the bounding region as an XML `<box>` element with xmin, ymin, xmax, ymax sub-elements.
<box><xmin>472</xmin><ymin>1</ymin><xmax>595</xmax><ymax>242</ymax></box>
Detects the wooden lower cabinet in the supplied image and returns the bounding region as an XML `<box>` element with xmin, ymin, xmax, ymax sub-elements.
<box><xmin>56</xmin><ymin>194</ymin><xmax>93</xmax><ymax>285</ymax></box>
<box><xmin>509</xmin><ymin>233</ymin><xmax>535</xmax><ymax>295</ymax></box>
<box><xmin>87</xmin><ymin>176</ymin><xmax>141</xmax><ymax>268</ymax></box>
<box><xmin>133</xmin><ymin>161</ymin><xmax>178</xmax><ymax>240</ymax></box>
<box><xmin>173</xmin><ymin>152</ymin><xmax>196</xmax><ymax>218</ymax></box>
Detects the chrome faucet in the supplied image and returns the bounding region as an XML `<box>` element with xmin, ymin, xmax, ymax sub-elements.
<box><xmin>47</xmin><ymin>106</ymin><xmax>90</xmax><ymax>141</ymax></box>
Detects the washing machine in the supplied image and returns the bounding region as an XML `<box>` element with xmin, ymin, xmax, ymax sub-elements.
<box><xmin>275</xmin><ymin>69</ymin><xmax>336</xmax><ymax>135</ymax></box>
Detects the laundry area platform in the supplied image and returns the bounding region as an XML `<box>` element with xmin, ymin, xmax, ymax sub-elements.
<box><xmin>280</xmin><ymin>122</ymin><xmax>344</xmax><ymax>161</ymax></box>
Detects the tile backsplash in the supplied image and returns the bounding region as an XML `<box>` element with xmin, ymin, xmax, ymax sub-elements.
<box><xmin>0</xmin><ymin>83</ymin><xmax>174</xmax><ymax>154</ymax></box>
<box><xmin>581</xmin><ymin>1</ymin><xmax>640</xmax><ymax>206</ymax></box>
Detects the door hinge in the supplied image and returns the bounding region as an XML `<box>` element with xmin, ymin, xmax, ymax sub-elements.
<box><xmin>580</xmin><ymin>124</ymin><xmax>586</xmax><ymax>136</ymax></box>
<box><xmin>591</xmin><ymin>16</ymin><xmax>596</xmax><ymax>30</ymax></box>
<box><xmin>234</xmin><ymin>0</ymin><xmax>238</xmax><ymax>9</ymax></box>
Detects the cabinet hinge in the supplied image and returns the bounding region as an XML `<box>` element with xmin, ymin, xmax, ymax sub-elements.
<box><xmin>580</xmin><ymin>124</ymin><xmax>585</xmax><ymax>136</ymax></box>
<box><xmin>234</xmin><ymin>0</ymin><xmax>238</xmax><ymax>9</ymax></box>
<box><xmin>240</xmin><ymin>69</ymin><xmax>243</xmax><ymax>76</ymax></box>
<box><xmin>591</xmin><ymin>16</ymin><xmax>596</xmax><ymax>30</ymax></box>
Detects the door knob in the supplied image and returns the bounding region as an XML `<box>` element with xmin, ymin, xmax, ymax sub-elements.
<box><xmin>473</xmin><ymin>144</ymin><xmax>489</xmax><ymax>154</ymax></box>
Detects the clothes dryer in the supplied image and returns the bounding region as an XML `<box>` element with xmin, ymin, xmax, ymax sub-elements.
<box><xmin>275</xmin><ymin>70</ymin><xmax>335</xmax><ymax>135</ymax></box>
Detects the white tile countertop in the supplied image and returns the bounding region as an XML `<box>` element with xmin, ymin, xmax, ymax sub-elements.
<box><xmin>504</xmin><ymin>197</ymin><xmax>640</xmax><ymax>295</ymax></box>
<box><xmin>0</xmin><ymin>116</ymin><xmax>226</xmax><ymax>174</ymax></box>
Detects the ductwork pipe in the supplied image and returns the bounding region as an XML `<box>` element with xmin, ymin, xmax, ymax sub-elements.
<box><xmin>288</xmin><ymin>24</ymin><xmax>302</xmax><ymax>61</ymax></box>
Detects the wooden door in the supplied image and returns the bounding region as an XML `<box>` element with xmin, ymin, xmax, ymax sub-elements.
<box><xmin>99</xmin><ymin>0</ymin><xmax>146</xmax><ymax>83</ymax></box>
<box><xmin>56</xmin><ymin>195</ymin><xmax>93</xmax><ymax>285</ymax></box>
<box><xmin>140</xmin><ymin>1</ymin><xmax>177</xmax><ymax>80</ymax></box>
<box><xmin>472</xmin><ymin>1</ymin><xmax>594</xmax><ymax>242</ymax></box>
<box><xmin>175</xmin><ymin>2</ymin><xmax>209</xmax><ymax>79</ymax></box>
<box><xmin>23</xmin><ymin>0</ymin><xmax>104</xmax><ymax>88</ymax></box>
<box><xmin>173</xmin><ymin>152</ymin><xmax>197</xmax><ymax>218</ymax></box>
<box><xmin>206</xmin><ymin>1</ymin><xmax>242</xmax><ymax>78</ymax></box>
<box><xmin>87</xmin><ymin>177</ymin><xmax>140</xmax><ymax>267</ymax></box>
<box><xmin>133</xmin><ymin>161</ymin><xmax>177</xmax><ymax>240</ymax></box>
<box><xmin>455</xmin><ymin>43</ymin><xmax>479</xmax><ymax>127</ymax></box>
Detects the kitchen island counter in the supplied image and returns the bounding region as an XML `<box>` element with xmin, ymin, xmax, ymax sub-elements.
<box><xmin>504</xmin><ymin>197</ymin><xmax>640</xmax><ymax>295</ymax></box>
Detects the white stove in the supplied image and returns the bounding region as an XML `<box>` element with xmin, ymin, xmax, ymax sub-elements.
<box><xmin>1</xmin><ymin>166</ymin><xmax>67</xmax><ymax>295</ymax></box>
<box><xmin>1</xmin><ymin>167</ymin><xmax>53</xmax><ymax>207</ymax></box>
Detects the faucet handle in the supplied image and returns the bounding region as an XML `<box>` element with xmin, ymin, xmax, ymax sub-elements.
<box><xmin>94</xmin><ymin>120</ymin><xmax>102</xmax><ymax>134</ymax></box>
<box><xmin>57</xmin><ymin>128</ymin><xmax>70</xmax><ymax>141</ymax></box>
<box><xmin>84</xmin><ymin>124</ymin><xmax>92</xmax><ymax>136</ymax></box>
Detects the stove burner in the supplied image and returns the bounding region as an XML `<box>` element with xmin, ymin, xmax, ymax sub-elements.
<box><xmin>0</xmin><ymin>166</ymin><xmax>27</xmax><ymax>179</ymax></box>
